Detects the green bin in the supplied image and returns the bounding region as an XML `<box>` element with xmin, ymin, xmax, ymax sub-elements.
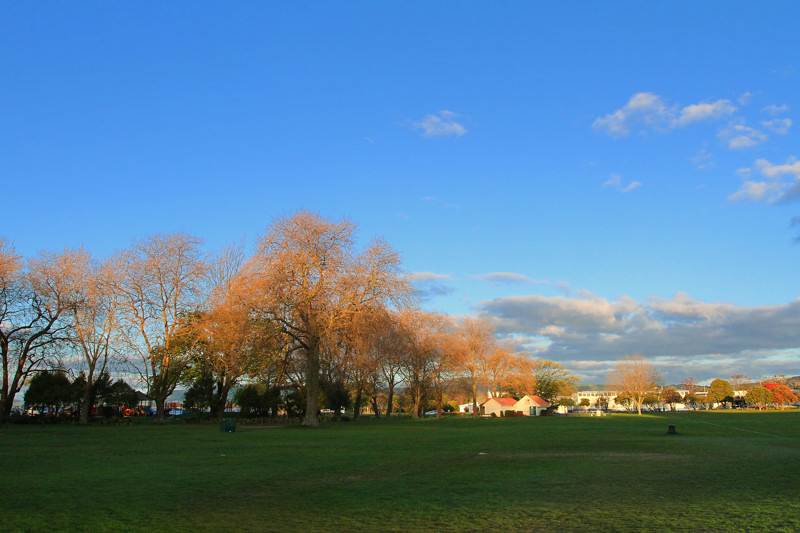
<box><xmin>220</xmin><ymin>418</ymin><xmax>236</xmax><ymax>433</ymax></box>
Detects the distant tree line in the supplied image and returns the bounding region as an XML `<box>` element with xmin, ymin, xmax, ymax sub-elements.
<box><xmin>608</xmin><ymin>357</ymin><xmax>798</xmax><ymax>414</ymax></box>
<box><xmin>23</xmin><ymin>370</ymin><xmax>139</xmax><ymax>417</ymax></box>
<box><xmin>1</xmin><ymin>211</ymin><xmax>578</xmax><ymax>426</ymax></box>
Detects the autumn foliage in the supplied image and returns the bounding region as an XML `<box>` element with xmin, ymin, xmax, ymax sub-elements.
<box><xmin>8</xmin><ymin>213</ymin><xmax>796</xmax><ymax>426</ymax></box>
<box><xmin>763</xmin><ymin>383</ymin><xmax>798</xmax><ymax>409</ymax></box>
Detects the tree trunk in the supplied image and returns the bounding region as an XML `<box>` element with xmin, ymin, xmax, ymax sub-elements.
<box><xmin>1</xmin><ymin>353</ymin><xmax>10</xmax><ymax>419</ymax></box>
<box><xmin>215</xmin><ymin>383</ymin><xmax>231</xmax><ymax>421</ymax></box>
<box><xmin>154</xmin><ymin>395</ymin><xmax>167</xmax><ymax>423</ymax></box>
<box><xmin>1</xmin><ymin>367</ymin><xmax>26</xmax><ymax>419</ymax></box>
<box><xmin>370</xmin><ymin>395</ymin><xmax>380</xmax><ymax>418</ymax></box>
<box><xmin>385</xmin><ymin>384</ymin><xmax>394</xmax><ymax>417</ymax></box>
<box><xmin>353</xmin><ymin>388</ymin><xmax>362</xmax><ymax>420</ymax></box>
<box><xmin>471</xmin><ymin>376</ymin><xmax>478</xmax><ymax>418</ymax></box>
<box><xmin>302</xmin><ymin>342</ymin><xmax>321</xmax><ymax>427</ymax></box>
<box><xmin>0</xmin><ymin>367</ymin><xmax>12</xmax><ymax>418</ymax></box>
<box><xmin>79</xmin><ymin>387</ymin><xmax>91</xmax><ymax>424</ymax></box>
<box><xmin>411</xmin><ymin>388</ymin><xmax>422</xmax><ymax>419</ymax></box>
<box><xmin>0</xmin><ymin>397</ymin><xmax>9</xmax><ymax>420</ymax></box>
<box><xmin>79</xmin><ymin>368</ymin><xmax>95</xmax><ymax>425</ymax></box>
<box><xmin>270</xmin><ymin>388</ymin><xmax>280</xmax><ymax>418</ymax></box>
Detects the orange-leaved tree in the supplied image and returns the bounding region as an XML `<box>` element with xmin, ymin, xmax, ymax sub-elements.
<box><xmin>453</xmin><ymin>317</ymin><xmax>494</xmax><ymax>417</ymax></box>
<box><xmin>251</xmin><ymin>211</ymin><xmax>410</xmax><ymax>427</ymax></box>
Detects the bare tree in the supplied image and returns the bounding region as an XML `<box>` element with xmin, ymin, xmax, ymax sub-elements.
<box><xmin>1</xmin><ymin>244</ymin><xmax>81</xmax><ymax>418</ymax></box>
<box><xmin>608</xmin><ymin>355</ymin><xmax>660</xmax><ymax>415</ymax></box>
<box><xmin>252</xmin><ymin>211</ymin><xmax>410</xmax><ymax>427</ymax></box>
<box><xmin>67</xmin><ymin>251</ymin><xmax>119</xmax><ymax>424</ymax></box>
<box><xmin>680</xmin><ymin>376</ymin><xmax>698</xmax><ymax>393</ymax></box>
<box><xmin>111</xmin><ymin>233</ymin><xmax>207</xmax><ymax>423</ymax></box>
<box><xmin>0</xmin><ymin>238</ymin><xmax>24</xmax><ymax>417</ymax></box>
<box><xmin>730</xmin><ymin>373</ymin><xmax>750</xmax><ymax>392</ymax></box>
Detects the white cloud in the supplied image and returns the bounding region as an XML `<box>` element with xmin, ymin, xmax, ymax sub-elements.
<box><xmin>476</xmin><ymin>272</ymin><xmax>542</xmax><ymax>285</ymax></box>
<box><xmin>593</xmin><ymin>92</ymin><xmax>674</xmax><ymax>137</ymax></box>
<box><xmin>603</xmin><ymin>173</ymin><xmax>641</xmax><ymax>193</ymax></box>
<box><xmin>762</xmin><ymin>118</ymin><xmax>792</xmax><ymax>135</ymax></box>
<box><xmin>762</xmin><ymin>104</ymin><xmax>789</xmax><ymax>115</ymax></box>
<box><xmin>717</xmin><ymin>121</ymin><xmax>768</xmax><ymax>150</ymax></box>
<box><xmin>757</xmin><ymin>157</ymin><xmax>800</xmax><ymax>179</ymax></box>
<box><xmin>622</xmin><ymin>181</ymin><xmax>642</xmax><ymax>193</ymax></box>
<box><xmin>407</xmin><ymin>272</ymin><xmax>452</xmax><ymax>282</ymax></box>
<box><xmin>556</xmin><ymin>282</ymin><xmax>573</xmax><ymax>297</ymax></box>
<box><xmin>539</xmin><ymin>325</ymin><xmax>567</xmax><ymax>337</ymax></box>
<box><xmin>676</xmin><ymin>99</ymin><xmax>737</xmax><ymax>127</ymax></box>
<box><xmin>422</xmin><ymin>196</ymin><xmax>460</xmax><ymax>209</ymax></box>
<box><xmin>479</xmin><ymin>293</ymin><xmax>640</xmax><ymax>336</ymax></box>
<box><xmin>602</xmin><ymin>174</ymin><xmax>622</xmax><ymax>188</ymax></box>
<box><xmin>691</xmin><ymin>149</ymin><xmax>713</xmax><ymax>169</ymax></box>
<box><xmin>646</xmin><ymin>292</ymin><xmax>734</xmax><ymax>322</ymax></box>
<box><xmin>728</xmin><ymin>180</ymin><xmax>786</xmax><ymax>203</ymax></box>
<box><xmin>728</xmin><ymin>157</ymin><xmax>800</xmax><ymax>204</ymax></box>
<box><xmin>476</xmin><ymin>292</ymin><xmax>800</xmax><ymax>383</ymax></box>
<box><xmin>737</xmin><ymin>91</ymin><xmax>753</xmax><ymax>105</ymax></box>
<box><xmin>593</xmin><ymin>93</ymin><xmax>737</xmax><ymax>137</ymax></box>
<box><xmin>411</xmin><ymin>110</ymin><xmax>467</xmax><ymax>138</ymax></box>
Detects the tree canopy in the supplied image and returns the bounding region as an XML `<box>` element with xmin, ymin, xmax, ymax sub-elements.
<box><xmin>706</xmin><ymin>379</ymin><xmax>735</xmax><ymax>406</ymax></box>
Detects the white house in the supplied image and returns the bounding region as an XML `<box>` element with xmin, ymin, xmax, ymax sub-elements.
<box><xmin>481</xmin><ymin>397</ymin><xmax>519</xmax><ymax>416</ymax></box>
<box><xmin>514</xmin><ymin>395</ymin><xmax>550</xmax><ymax>416</ymax></box>
<box><xmin>481</xmin><ymin>395</ymin><xmax>550</xmax><ymax>416</ymax></box>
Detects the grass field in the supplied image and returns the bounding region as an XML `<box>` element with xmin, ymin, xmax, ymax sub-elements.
<box><xmin>2</xmin><ymin>411</ymin><xmax>799</xmax><ymax>532</ymax></box>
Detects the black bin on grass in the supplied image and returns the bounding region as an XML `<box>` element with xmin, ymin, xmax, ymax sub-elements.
<box><xmin>220</xmin><ymin>418</ymin><xmax>236</xmax><ymax>433</ymax></box>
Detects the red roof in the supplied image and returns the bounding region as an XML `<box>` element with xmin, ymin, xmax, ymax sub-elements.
<box><xmin>527</xmin><ymin>395</ymin><xmax>550</xmax><ymax>407</ymax></box>
<box><xmin>482</xmin><ymin>397</ymin><xmax>518</xmax><ymax>406</ymax></box>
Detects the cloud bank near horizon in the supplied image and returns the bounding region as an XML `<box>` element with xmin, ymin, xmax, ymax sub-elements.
<box><xmin>476</xmin><ymin>291</ymin><xmax>800</xmax><ymax>384</ymax></box>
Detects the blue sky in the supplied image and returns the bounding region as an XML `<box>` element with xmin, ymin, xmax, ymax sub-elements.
<box><xmin>3</xmin><ymin>2</ymin><xmax>799</xmax><ymax>384</ymax></box>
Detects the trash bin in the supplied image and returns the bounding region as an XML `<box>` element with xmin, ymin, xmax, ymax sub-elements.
<box><xmin>220</xmin><ymin>418</ymin><xmax>236</xmax><ymax>433</ymax></box>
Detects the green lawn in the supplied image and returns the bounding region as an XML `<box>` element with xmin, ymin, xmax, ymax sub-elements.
<box><xmin>2</xmin><ymin>411</ymin><xmax>799</xmax><ymax>532</ymax></box>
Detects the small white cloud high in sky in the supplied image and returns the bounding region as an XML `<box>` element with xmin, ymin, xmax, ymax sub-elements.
<box><xmin>410</xmin><ymin>110</ymin><xmax>467</xmax><ymax>138</ymax></box>
<box><xmin>2</xmin><ymin>2</ymin><xmax>798</xmax><ymax>384</ymax></box>
<box><xmin>592</xmin><ymin>93</ymin><xmax>738</xmax><ymax>137</ymax></box>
